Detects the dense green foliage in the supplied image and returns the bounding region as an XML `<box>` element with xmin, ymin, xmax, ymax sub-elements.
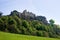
<box><xmin>0</xmin><ymin>10</ymin><xmax>60</xmax><ymax>38</ymax></box>
<box><xmin>0</xmin><ymin>31</ymin><xmax>60</xmax><ymax>40</ymax></box>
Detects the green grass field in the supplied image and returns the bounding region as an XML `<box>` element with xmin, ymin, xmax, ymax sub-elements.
<box><xmin>0</xmin><ymin>31</ymin><xmax>60</xmax><ymax>40</ymax></box>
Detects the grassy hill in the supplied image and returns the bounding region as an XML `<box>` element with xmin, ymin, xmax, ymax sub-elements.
<box><xmin>0</xmin><ymin>31</ymin><xmax>60</xmax><ymax>40</ymax></box>
<box><xmin>0</xmin><ymin>10</ymin><xmax>60</xmax><ymax>38</ymax></box>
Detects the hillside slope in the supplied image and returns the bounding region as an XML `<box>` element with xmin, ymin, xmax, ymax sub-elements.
<box><xmin>0</xmin><ymin>31</ymin><xmax>60</xmax><ymax>40</ymax></box>
<box><xmin>0</xmin><ymin>10</ymin><xmax>60</xmax><ymax>38</ymax></box>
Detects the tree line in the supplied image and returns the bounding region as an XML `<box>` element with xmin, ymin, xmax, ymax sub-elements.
<box><xmin>0</xmin><ymin>10</ymin><xmax>60</xmax><ymax>38</ymax></box>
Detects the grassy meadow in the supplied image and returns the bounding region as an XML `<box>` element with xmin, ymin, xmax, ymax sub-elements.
<box><xmin>0</xmin><ymin>31</ymin><xmax>60</xmax><ymax>40</ymax></box>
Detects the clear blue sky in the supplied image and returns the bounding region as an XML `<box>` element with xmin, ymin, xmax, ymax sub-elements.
<box><xmin>0</xmin><ymin>0</ymin><xmax>60</xmax><ymax>24</ymax></box>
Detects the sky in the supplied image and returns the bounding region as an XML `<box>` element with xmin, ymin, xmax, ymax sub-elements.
<box><xmin>0</xmin><ymin>0</ymin><xmax>60</xmax><ymax>25</ymax></box>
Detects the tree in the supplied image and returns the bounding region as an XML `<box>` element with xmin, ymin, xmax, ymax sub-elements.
<box><xmin>36</xmin><ymin>16</ymin><xmax>48</xmax><ymax>25</ymax></box>
<box><xmin>0</xmin><ymin>12</ymin><xmax>3</xmax><ymax>17</ymax></box>
<box><xmin>0</xmin><ymin>16</ymin><xmax>8</xmax><ymax>31</ymax></box>
<box><xmin>10</xmin><ymin>10</ymin><xmax>19</xmax><ymax>16</ymax></box>
<box><xmin>22</xmin><ymin>20</ymin><xmax>29</xmax><ymax>28</ymax></box>
<box><xmin>0</xmin><ymin>19</ymin><xmax>4</xmax><ymax>31</ymax></box>
<box><xmin>7</xmin><ymin>16</ymin><xmax>18</xmax><ymax>33</ymax></box>
<box><xmin>49</xmin><ymin>19</ymin><xmax>55</xmax><ymax>26</ymax></box>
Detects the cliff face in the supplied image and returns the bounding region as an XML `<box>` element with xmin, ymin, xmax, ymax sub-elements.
<box><xmin>21</xmin><ymin>10</ymin><xmax>35</xmax><ymax>20</ymax></box>
<box><xmin>10</xmin><ymin>10</ymin><xmax>48</xmax><ymax>25</ymax></box>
